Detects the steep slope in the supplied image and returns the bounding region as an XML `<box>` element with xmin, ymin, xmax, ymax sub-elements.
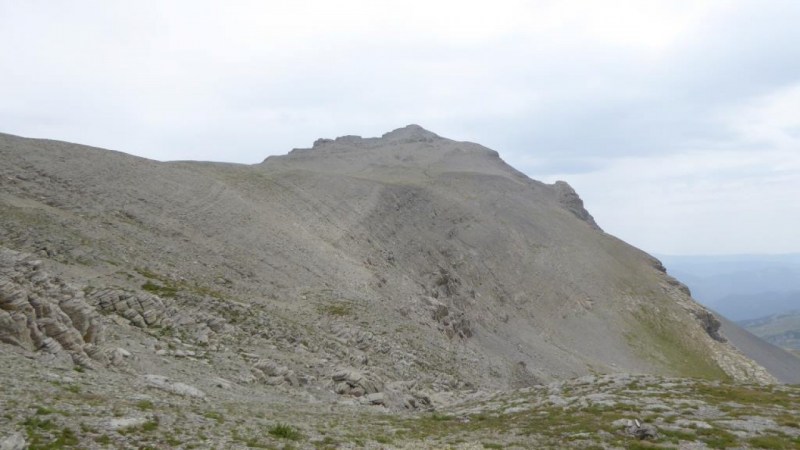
<box><xmin>0</xmin><ymin>126</ymin><xmax>774</xmax><ymax>403</ymax></box>
<box><xmin>718</xmin><ymin>314</ymin><xmax>800</xmax><ymax>384</ymax></box>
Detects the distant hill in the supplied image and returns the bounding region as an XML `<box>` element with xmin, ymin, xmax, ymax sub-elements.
<box><xmin>658</xmin><ymin>254</ymin><xmax>800</xmax><ymax>321</ymax></box>
<box><xmin>739</xmin><ymin>311</ymin><xmax>800</xmax><ymax>350</ymax></box>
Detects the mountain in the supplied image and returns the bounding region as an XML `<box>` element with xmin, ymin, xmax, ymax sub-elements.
<box><xmin>739</xmin><ymin>310</ymin><xmax>800</xmax><ymax>350</ymax></box>
<box><xmin>1</xmin><ymin>126</ymin><xmax>798</xmax><ymax>448</ymax></box>
<box><xmin>659</xmin><ymin>254</ymin><xmax>800</xmax><ymax>321</ymax></box>
<box><xmin>714</xmin><ymin>291</ymin><xmax>800</xmax><ymax>322</ymax></box>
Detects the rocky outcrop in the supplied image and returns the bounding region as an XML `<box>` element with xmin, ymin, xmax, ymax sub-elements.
<box><xmin>87</xmin><ymin>287</ymin><xmax>232</xmax><ymax>349</ymax></box>
<box><xmin>252</xmin><ymin>360</ymin><xmax>300</xmax><ymax>387</ymax></box>
<box><xmin>553</xmin><ymin>180</ymin><xmax>601</xmax><ymax>230</ymax></box>
<box><xmin>421</xmin><ymin>296</ymin><xmax>473</xmax><ymax>339</ymax></box>
<box><xmin>655</xmin><ymin>272</ymin><xmax>775</xmax><ymax>383</ymax></box>
<box><xmin>693</xmin><ymin>309</ymin><xmax>725</xmax><ymax>342</ymax></box>
<box><xmin>332</xmin><ymin>368</ymin><xmax>384</xmax><ymax>397</ymax></box>
<box><xmin>89</xmin><ymin>288</ymin><xmax>170</xmax><ymax>329</ymax></box>
<box><xmin>0</xmin><ymin>247</ymin><xmax>104</xmax><ymax>368</ymax></box>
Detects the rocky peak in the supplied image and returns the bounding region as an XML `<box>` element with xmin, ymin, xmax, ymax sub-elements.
<box><xmin>266</xmin><ymin>125</ymin><xmax>501</xmax><ymax>178</ymax></box>
<box><xmin>380</xmin><ymin>124</ymin><xmax>442</xmax><ymax>143</ymax></box>
<box><xmin>306</xmin><ymin>124</ymin><xmax>442</xmax><ymax>150</ymax></box>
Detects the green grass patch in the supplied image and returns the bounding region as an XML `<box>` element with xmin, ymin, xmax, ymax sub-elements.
<box><xmin>317</xmin><ymin>302</ymin><xmax>354</xmax><ymax>317</ymax></box>
<box><xmin>774</xmin><ymin>414</ymin><xmax>799</xmax><ymax>428</ymax></box>
<box><xmin>625</xmin><ymin>308</ymin><xmax>728</xmax><ymax>380</ymax></box>
<box><xmin>137</xmin><ymin>267</ymin><xmax>227</xmax><ymax>300</ymax></box>
<box><xmin>268</xmin><ymin>423</ymin><xmax>303</xmax><ymax>441</ymax></box>
<box><xmin>691</xmin><ymin>384</ymin><xmax>793</xmax><ymax>408</ymax></box>
<box><xmin>135</xmin><ymin>400</ymin><xmax>154</xmax><ymax>410</ymax></box>
<box><xmin>23</xmin><ymin>417</ymin><xmax>79</xmax><ymax>450</ymax></box>
<box><xmin>141</xmin><ymin>418</ymin><xmax>159</xmax><ymax>432</ymax></box>
<box><xmin>625</xmin><ymin>441</ymin><xmax>664</xmax><ymax>450</ymax></box>
<box><xmin>747</xmin><ymin>434</ymin><xmax>795</xmax><ymax>449</ymax></box>
<box><xmin>374</xmin><ymin>435</ymin><xmax>393</xmax><ymax>444</ymax></box>
<box><xmin>29</xmin><ymin>427</ymin><xmax>79</xmax><ymax>449</ymax></box>
<box><xmin>141</xmin><ymin>281</ymin><xmax>179</xmax><ymax>298</ymax></box>
<box><xmin>117</xmin><ymin>418</ymin><xmax>159</xmax><ymax>436</ymax></box>
<box><xmin>35</xmin><ymin>406</ymin><xmax>56</xmax><ymax>415</ymax></box>
<box><xmin>694</xmin><ymin>427</ymin><xmax>737</xmax><ymax>449</ymax></box>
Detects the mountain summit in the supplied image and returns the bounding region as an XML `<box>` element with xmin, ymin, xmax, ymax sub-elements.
<box><xmin>381</xmin><ymin>124</ymin><xmax>443</xmax><ymax>142</ymax></box>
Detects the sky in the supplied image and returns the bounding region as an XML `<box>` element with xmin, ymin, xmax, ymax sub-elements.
<box><xmin>1</xmin><ymin>1</ymin><xmax>799</xmax><ymax>256</ymax></box>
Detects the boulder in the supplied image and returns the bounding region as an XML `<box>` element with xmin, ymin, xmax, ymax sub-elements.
<box><xmin>144</xmin><ymin>374</ymin><xmax>206</xmax><ymax>399</ymax></box>
<box><xmin>106</xmin><ymin>417</ymin><xmax>148</xmax><ymax>431</ymax></box>
<box><xmin>362</xmin><ymin>392</ymin><xmax>386</xmax><ymax>406</ymax></box>
<box><xmin>615</xmin><ymin>419</ymin><xmax>658</xmax><ymax>440</ymax></box>
<box><xmin>0</xmin><ymin>432</ymin><xmax>26</xmax><ymax>450</ymax></box>
<box><xmin>331</xmin><ymin>368</ymin><xmax>383</xmax><ymax>397</ymax></box>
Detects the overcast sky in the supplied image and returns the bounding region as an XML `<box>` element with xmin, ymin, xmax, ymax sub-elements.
<box><xmin>2</xmin><ymin>1</ymin><xmax>799</xmax><ymax>255</ymax></box>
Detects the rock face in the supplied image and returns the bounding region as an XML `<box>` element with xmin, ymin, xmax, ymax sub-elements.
<box><xmin>0</xmin><ymin>247</ymin><xmax>104</xmax><ymax>368</ymax></box>
<box><xmin>553</xmin><ymin>180</ymin><xmax>601</xmax><ymax>230</ymax></box>
<box><xmin>90</xmin><ymin>288</ymin><xmax>169</xmax><ymax>329</ymax></box>
<box><xmin>0</xmin><ymin>125</ymin><xmax>786</xmax><ymax>401</ymax></box>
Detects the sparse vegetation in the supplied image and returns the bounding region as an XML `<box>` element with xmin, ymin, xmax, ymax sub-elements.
<box><xmin>135</xmin><ymin>400</ymin><xmax>154</xmax><ymax>410</ymax></box>
<box><xmin>136</xmin><ymin>267</ymin><xmax>227</xmax><ymax>300</ymax></box>
<box><xmin>374</xmin><ymin>435</ymin><xmax>393</xmax><ymax>444</ymax></box>
<box><xmin>22</xmin><ymin>416</ymin><xmax>80</xmax><ymax>449</ymax></box>
<box><xmin>626</xmin><ymin>308</ymin><xmax>729</xmax><ymax>380</ymax></box>
<box><xmin>203</xmin><ymin>411</ymin><xmax>225</xmax><ymax>424</ymax></box>
<box><xmin>268</xmin><ymin>423</ymin><xmax>302</xmax><ymax>441</ymax></box>
<box><xmin>141</xmin><ymin>418</ymin><xmax>159</xmax><ymax>432</ymax></box>
<box><xmin>35</xmin><ymin>406</ymin><xmax>56</xmax><ymax>415</ymax></box>
<box><xmin>317</xmin><ymin>301</ymin><xmax>354</xmax><ymax>317</ymax></box>
<box><xmin>748</xmin><ymin>435</ymin><xmax>794</xmax><ymax>449</ymax></box>
<box><xmin>141</xmin><ymin>280</ymin><xmax>179</xmax><ymax>298</ymax></box>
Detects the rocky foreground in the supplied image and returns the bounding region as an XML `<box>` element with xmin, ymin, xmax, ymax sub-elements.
<box><xmin>1</xmin><ymin>348</ymin><xmax>798</xmax><ymax>449</ymax></box>
<box><xmin>0</xmin><ymin>243</ymin><xmax>797</xmax><ymax>449</ymax></box>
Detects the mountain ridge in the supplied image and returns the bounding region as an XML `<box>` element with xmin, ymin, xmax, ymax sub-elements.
<box><xmin>0</xmin><ymin>126</ymin><xmax>775</xmax><ymax>385</ymax></box>
<box><xmin>3</xmin><ymin>126</ymin><xmax>800</xmax><ymax>448</ymax></box>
